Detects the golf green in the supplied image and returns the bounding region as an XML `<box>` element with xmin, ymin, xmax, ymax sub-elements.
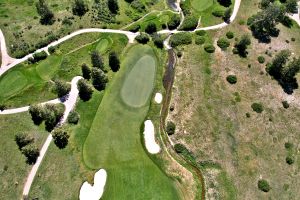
<box><xmin>83</xmin><ymin>45</ymin><xmax>180</xmax><ymax>199</ymax></box>
<box><xmin>121</xmin><ymin>55</ymin><xmax>156</xmax><ymax>107</ymax></box>
<box><xmin>96</xmin><ymin>37</ymin><xmax>112</xmax><ymax>53</ymax></box>
<box><xmin>191</xmin><ymin>0</ymin><xmax>213</xmax><ymax>12</ymax></box>
<box><xmin>0</xmin><ymin>71</ymin><xmax>28</xmax><ymax>100</ymax></box>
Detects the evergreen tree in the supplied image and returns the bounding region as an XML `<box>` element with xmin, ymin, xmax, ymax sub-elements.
<box><xmin>36</xmin><ymin>0</ymin><xmax>54</xmax><ymax>25</ymax></box>
<box><xmin>77</xmin><ymin>79</ymin><xmax>94</xmax><ymax>101</ymax></box>
<box><xmin>91</xmin><ymin>50</ymin><xmax>104</xmax><ymax>70</ymax></box>
<box><xmin>72</xmin><ymin>0</ymin><xmax>89</xmax><ymax>16</ymax></box>
<box><xmin>109</xmin><ymin>51</ymin><xmax>120</xmax><ymax>72</ymax></box>
<box><xmin>107</xmin><ymin>0</ymin><xmax>119</xmax><ymax>14</ymax></box>
<box><xmin>81</xmin><ymin>63</ymin><xmax>91</xmax><ymax>80</ymax></box>
<box><xmin>91</xmin><ymin>68</ymin><xmax>108</xmax><ymax>91</ymax></box>
<box><xmin>234</xmin><ymin>35</ymin><xmax>251</xmax><ymax>57</ymax></box>
<box><xmin>145</xmin><ymin>22</ymin><xmax>157</xmax><ymax>34</ymax></box>
<box><xmin>217</xmin><ymin>0</ymin><xmax>232</xmax><ymax>7</ymax></box>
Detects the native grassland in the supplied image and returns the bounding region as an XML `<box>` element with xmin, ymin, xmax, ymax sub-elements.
<box><xmin>169</xmin><ymin>0</ymin><xmax>300</xmax><ymax>199</ymax></box>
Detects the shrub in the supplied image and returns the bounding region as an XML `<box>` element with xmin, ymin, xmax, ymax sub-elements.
<box><xmin>212</xmin><ymin>8</ymin><xmax>225</xmax><ymax>17</ymax></box>
<box><xmin>195</xmin><ymin>30</ymin><xmax>206</xmax><ymax>36</ymax></box>
<box><xmin>72</xmin><ymin>0</ymin><xmax>89</xmax><ymax>16</ymax></box>
<box><xmin>166</xmin><ymin>121</ymin><xmax>176</xmax><ymax>135</ymax></box>
<box><xmin>179</xmin><ymin>15</ymin><xmax>198</xmax><ymax>31</ymax></box>
<box><xmin>169</xmin><ymin>32</ymin><xmax>192</xmax><ymax>47</ymax></box>
<box><xmin>67</xmin><ymin>111</ymin><xmax>80</xmax><ymax>124</ymax></box>
<box><xmin>48</xmin><ymin>46</ymin><xmax>56</xmax><ymax>53</ymax></box>
<box><xmin>258</xmin><ymin>179</ymin><xmax>271</xmax><ymax>192</ymax></box>
<box><xmin>284</xmin><ymin>142</ymin><xmax>293</xmax><ymax>150</ymax></box>
<box><xmin>226</xmin><ymin>75</ymin><xmax>237</xmax><ymax>84</ymax></box>
<box><xmin>0</xmin><ymin>104</ymin><xmax>6</xmax><ymax>111</ymax></box>
<box><xmin>32</xmin><ymin>51</ymin><xmax>48</xmax><ymax>63</ymax></box>
<box><xmin>217</xmin><ymin>0</ymin><xmax>232</xmax><ymax>7</ymax></box>
<box><xmin>15</xmin><ymin>133</ymin><xmax>34</xmax><ymax>150</ymax></box>
<box><xmin>167</xmin><ymin>14</ymin><xmax>181</xmax><ymax>30</ymax></box>
<box><xmin>226</xmin><ymin>31</ymin><xmax>234</xmax><ymax>39</ymax></box>
<box><xmin>145</xmin><ymin>22</ymin><xmax>157</xmax><ymax>34</ymax></box>
<box><xmin>174</xmin><ymin>143</ymin><xmax>188</xmax><ymax>153</ymax></box>
<box><xmin>204</xmin><ymin>44</ymin><xmax>215</xmax><ymax>53</ymax></box>
<box><xmin>135</xmin><ymin>33</ymin><xmax>150</xmax><ymax>44</ymax></box>
<box><xmin>282</xmin><ymin>101</ymin><xmax>289</xmax><ymax>109</ymax></box>
<box><xmin>286</xmin><ymin>156</ymin><xmax>294</xmax><ymax>165</ymax></box>
<box><xmin>129</xmin><ymin>24</ymin><xmax>140</xmax><ymax>32</ymax></box>
<box><xmin>195</xmin><ymin>36</ymin><xmax>205</xmax><ymax>45</ymax></box>
<box><xmin>217</xmin><ymin>38</ymin><xmax>230</xmax><ymax>50</ymax></box>
<box><xmin>251</xmin><ymin>102</ymin><xmax>264</xmax><ymax>113</ymax></box>
<box><xmin>153</xmin><ymin>35</ymin><xmax>164</xmax><ymax>49</ymax></box>
<box><xmin>246</xmin><ymin>112</ymin><xmax>251</xmax><ymax>118</ymax></box>
<box><xmin>257</xmin><ymin>56</ymin><xmax>265</xmax><ymax>63</ymax></box>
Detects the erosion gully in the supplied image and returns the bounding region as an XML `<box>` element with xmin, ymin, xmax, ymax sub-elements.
<box><xmin>160</xmin><ymin>49</ymin><xmax>206</xmax><ymax>200</ymax></box>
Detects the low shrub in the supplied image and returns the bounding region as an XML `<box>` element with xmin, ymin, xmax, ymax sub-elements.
<box><xmin>251</xmin><ymin>102</ymin><xmax>264</xmax><ymax>113</ymax></box>
<box><xmin>246</xmin><ymin>112</ymin><xmax>251</xmax><ymax>118</ymax></box>
<box><xmin>217</xmin><ymin>37</ymin><xmax>230</xmax><ymax>50</ymax></box>
<box><xmin>226</xmin><ymin>31</ymin><xmax>234</xmax><ymax>39</ymax></box>
<box><xmin>32</xmin><ymin>51</ymin><xmax>48</xmax><ymax>63</ymax></box>
<box><xmin>257</xmin><ymin>56</ymin><xmax>265</xmax><ymax>63</ymax></box>
<box><xmin>204</xmin><ymin>44</ymin><xmax>215</xmax><ymax>53</ymax></box>
<box><xmin>169</xmin><ymin>32</ymin><xmax>192</xmax><ymax>47</ymax></box>
<box><xmin>179</xmin><ymin>15</ymin><xmax>198</xmax><ymax>31</ymax></box>
<box><xmin>166</xmin><ymin>121</ymin><xmax>176</xmax><ymax>135</ymax></box>
<box><xmin>174</xmin><ymin>143</ymin><xmax>187</xmax><ymax>153</ymax></box>
<box><xmin>195</xmin><ymin>36</ymin><xmax>205</xmax><ymax>45</ymax></box>
<box><xmin>67</xmin><ymin>111</ymin><xmax>80</xmax><ymax>124</ymax></box>
<box><xmin>286</xmin><ymin>156</ymin><xmax>294</xmax><ymax>165</ymax></box>
<box><xmin>195</xmin><ymin>30</ymin><xmax>206</xmax><ymax>36</ymax></box>
<box><xmin>258</xmin><ymin>179</ymin><xmax>271</xmax><ymax>192</ymax></box>
<box><xmin>226</xmin><ymin>75</ymin><xmax>237</xmax><ymax>84</ymax></box>
<box><xmin>135</xmin><ymin>33</ymin><xmax>150</xmax><ymax>44</ymax></box>
<box><xmin>282</xmin><ymin>101</ymin><xmax>289</xmax><ymax>109</ymax></box>
<box><xmin>48</xmin><ymin>46</ymin><xmax>56</xmax><ymax>54</ymax></box>
<box><xmin>284</xmin><ymin>142</ymin><xmax>293</xmax><ymax>150</ymax></box>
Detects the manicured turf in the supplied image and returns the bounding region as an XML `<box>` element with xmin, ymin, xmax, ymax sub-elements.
<box><xmin>83</xmin><ymin>44</ymin><xmax>180</xmax><ymax>199</ymax></box>
<box><xmin>96</xmin><ymin>37</ymin><xmax>112</xmax><ymax>54</ymax></box>
<box><xmin>121</xmin><ymin>55</ymin><xmax>156</xmax><ymax>107</ymax></box>
<box><xmin>36</xmin><ymin>55</ymin><xmax>61</xmax><ymax>80</ymax></box>
<box><xmin>191</xmin><ymin>0</ymin><xmax>213</xmax><ymax>12</ymax></box>
<box><xmin>0</xmin><ymin>71</ymin><xmax>28</xmax><ymax>99</ymax></box>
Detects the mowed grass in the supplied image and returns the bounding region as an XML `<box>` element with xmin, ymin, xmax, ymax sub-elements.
<box><xmin>121</xmin><ymin>55</ymin><xmax>156</xmax><ymax>107</ymax></box>
<box><xmin>191</xmin><ymin>0</ymin><xmax>213</xmax><ymax>12</ymax></box>
<box><xmin>0</xmin><ymin>113</ymin><xmax>48</xmax><ymax>200</ymax></box>
<box><xmin>83</xmin><ymin>44</ymin><xmax>180</xmax><ymax>199</ymax></box>
<box><xmin>0</xmin><ymin>33</ymin><xmax>128</xmax><ymax>107</ymax></box>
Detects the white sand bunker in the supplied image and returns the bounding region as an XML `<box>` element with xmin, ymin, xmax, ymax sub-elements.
<box><xmin>154</xmin><ymin>93</ymin><xmax>163</xmax><ymax>104</ymax></box>
<box><xmin>79</xmin><ymin>169</ymin><xmax>107</xmax><ymax>200</ymax></box>
<box><xmin>143</xmin><ymin>120</ymin><xmax>161</xmax><ymax>154</ymax></box>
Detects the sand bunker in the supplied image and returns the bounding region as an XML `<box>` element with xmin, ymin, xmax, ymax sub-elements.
<box><xmin>79</xmin><ymin>169</ymin><xmax>107</xmax><ymax>200</ymax></box>
<box><xmin>154</xmin><ymin>93</ymin><xmax>163</xmax><ymax>104</ymax></box>
<box><xmin>143</xmin><ymin>120</ymin><xmax>161</xmax><ymax>154</ymax></box>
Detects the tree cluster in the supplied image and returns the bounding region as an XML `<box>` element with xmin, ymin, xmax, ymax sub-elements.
<box><xmin>266</xmin><ymin>50</ymin><xmax>300</xmax><ymax>93</ymax></box>
<box><xmin>15</xmin><ymin>133</ymin><xmax>39</xmax><ymax>165</ymax></box>
<box><xmin>35</xmin><ymin>0</ymin><xmax>55</xmax><ymax>25</ymax></box>
<box><xmin>233</xmin><ymin>35</ymin><xmax>251</xmax><ymax>57</ymax></box>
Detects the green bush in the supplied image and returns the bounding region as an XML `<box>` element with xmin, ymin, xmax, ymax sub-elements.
<box><xmin>217</xmin><ymin>37</ymin><xmax>230</xmax><ymax>50</ymax></box>
<box><xmin>195</xmin><ymin>30</ymin><xmax>206</xmax><ymax>36</ymax></box>
<box><xmin>257</xmin><ymin>56</ymin><xmax>265</xmax><ymax>63</ymax></box>
<box><xmin>174</xmin><ymin>143</ymin><xmax>188</xmax><ymax>153</ymax></box>
<box><xmin>226</xmin><ymin>31</ymin><xmax>234</xmax><ymax>39</ymax></box>
<box><xmin>258</xmin><ymin>179</ymin><xmax>271</xmax><ymax>192</ymax></box>
<box><xmin>135</xmin><ymin>33</ymin><xmax>150</xmax><ymax>44</ymax></box>
<box><xmin>167</xmin><ymin>14</ymin><xmax>181</xmax><ymax>30</ymax></box>
<box><xmin>284</xmin><ymin>142</ymin><xmax>293</xmax><ymax>150</ymax></box>
<box><xmin>246</xmin><ymin>112</ymin><xmax>251</xmax><ymax>118</ymax></box>
<box><xmin>169</xmin><ymin>32</ymin><xmax>192</xmax><ymax>47</ymax></box>
<box><xmin>286</xmin><ymin>156</ymin><xmax>294</xmax><ymax>165</ymax></box>
<box><xmin>226</xmin><ymin>75</ymin><xmax>237</xmax><ymax>84</ymax></box>
<box><xmin>204</xmin><ymin>44</ymin><xmax>215</xmax><ymax>53</ymax></box>
<box><xmin>195</xmin><ymin>36</ymin><xmax>205</xmax><ymax>45</ymax></box>
<box><xmin>212</xmin><ymin>8</ymin><xmax>225</xmax><ymax>17</ymax></box>
<box><xmin>251</xmin><ymin>102</ymin><xmax>264</xmax><ymax>113</ymax></box>
<box><xmin>67</xmin><ymin>111</ymin><xmax>80</xmax><ymax>124</ymax></box>
<box><xmin>48</xmin><ymin>46</ymin><xmax>56</xmax><ymax>53</ymax></box>
<box><xmin>145</xmin><ymin>22</ymin><xmax>157</xmax><ymax>34</ymax></box>
<box><xmin>32</xmin><ymin>51</ymin><xmax>48</xmax><ymax>63</ymax></box>
<box><xmin>166</xmin><ymin>121</ymin><xmax>176</xmax><ymax>135</ymax></box>
<box><xmin>179</xmin><ymin>15</ymin><xmax>198</xmax><ymax>31</ymax></box>
<box><xmin>129</xmin><ymin>24</ymin><xmax>140</xmax><ymax>32</ymax></box>
<box><xmin>153</xmin><ymin>35</ymin><xmax>164</xmax><ymax>49</ymax></box>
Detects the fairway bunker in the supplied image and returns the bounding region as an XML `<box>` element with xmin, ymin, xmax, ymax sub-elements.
<box><xmin>143</xmin><ymin>120</ymin><xmax>161</xmax><ymax>154</ymax></box>
<box><xmin>121</xmin><ymin>55</ymin><xmax>156</xmax><ymax>108</ymax></box>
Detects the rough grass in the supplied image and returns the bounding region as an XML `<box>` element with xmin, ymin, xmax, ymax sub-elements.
<box><xmin>83</xmin><ymin>44</ymin><xmax>180</xmax><ymax>199</ymax></box>
<box><xmin>0</xmin><ymin>112</ymin><xmax>48</xmax><ymax>200</ymax></box>
<box><xmin>169</xmin><ymin>0</ymin><xmax>300</xmax><ymax>199</ymax></box>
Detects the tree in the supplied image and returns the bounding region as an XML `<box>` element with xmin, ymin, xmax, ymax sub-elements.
<box><xmin>234</xmin><ymin>35</ymin><xmax>251</xmax><ymax>57</ymax></box>
<box><xmin>91</xmin><ymin>68</ymin><xmax>108</xmax><ymax>91</ymax></box>
<box><xmin>21</xmin><ymin>144</ymin><xmax>40</xmax><ymax>165</ymax></box>
<box><xmin>29</xmin><ymin>104</ymin><xmax>45</xmax><ymax>125</ymax></box>
<box><xmin>107</xmin><ymin>0</ymin><xmax>119</xmax><ymax>14</ymax></box>
<box><xmin>145</xmin><ymin>22</ymin><xmax>157</xmax><ymax>34</ymax></box>
<box><xmin>217</xmin><ymin>38</ymin><xmax>230</xmax><ymax>50</ymax></box>
<box><xmin>35</xmin><ymin>0</ymin><xmax>54</xmax><ymax>25</ymax></box>
<box><xmin>51</xmin><ymin>128</ymin><xmax>70</xmax><ymax>149</ymax></box>
<box><xmin>251</xmin><ymin>102</ymin><xmax>264</xmax><ymax>113</ymax></box>
<box><xmin>217</xmin><ymin>0</ymin><xmax>232</xmax><ymax>7</ymax></box>
<box><xmin>153</xmin><ymin>35</ymin><xmax>164</xmax><ymax>49</ymax></box>
<box><xmin>167</xmin><ymin>14</ymin><xmax>181</xmax><ymax>30</ymax></box>
<box><xmin>81</xmin><ymin>63</ymin><xmax>91</xmax><ymax>80</ymax></box>
<box><xmin>15</xmin><ymin>133</ymin><xmax>34</xmax><ymax>150</ymax></box>
<box><xmin>91</xmin><ymin>51</ymin><xmax>104</xmax><ymax>70</ymax></box>
<box><xmin>109</xmin><ymin>51</ymin><xmax>120</xmax><ymax>72</ymax></box>
<box><xmin>179</xmin><ymin>15</ymin><xmax>198</xmax><ymax>31</ymax></box>
<box><xmin>72</xmin><ymin>0</ymin><xmax>89</xmax><ymax>16</ymax></box>
<box><xmin>77</xmin><ymin>79</ymin><xmax>94</xmax><ymax>101</ymax></box>
<box><xmin>43</xmin><ymin>104</ymin><xmax>65</xmax><ymax>132</ymax></box>
<box><xmin>266</xmin><ymin>50</ymin><xmax>291</xmax><ymax>79</ymax></box>
<box><xmin>166</xmin><ymin>121</ymin><xmax>176</xmax><ymax>135</ymax></box>
<box><xmin>67</xmin><ymin>111</ymin><xmax>80</xmax><ymax>124</ymax></box>
<box><xmin>54</xmin><ymin>80</ymin><xmax>71</xmax><ymax>98</ymax></box>
<box><xmin>135</xmin><ymin>33</ymin><xmax>150</xmax><ymax>44</ymax></box>
<box><xmin>226</xmin><ymin>75</ymin><xmax>237</xmax><ymax>84</ymax></box>
<box><xmin>223</xmin><ymin>8</ymin><xmax>231</xmax><ymax>23</ymax></box>
<box><xmin>285</xmin><ymin>0</ymin><xmax>298</xmax><ymax>14</ymax></box>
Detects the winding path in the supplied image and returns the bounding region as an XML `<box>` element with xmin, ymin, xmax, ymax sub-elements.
<box><xmin>21</xmin><ymin>76</ymin><xmax>82</xmax><ymax>197</ymax></box>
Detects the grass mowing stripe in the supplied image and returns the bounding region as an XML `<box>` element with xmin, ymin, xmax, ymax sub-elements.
<box><xmin>83</xmin><ymin>44</ymin><xmax>180</xmax><ymax>199</ymax></box>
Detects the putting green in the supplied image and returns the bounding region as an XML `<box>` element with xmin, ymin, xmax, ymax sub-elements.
<box><xmin>83</xmin><ymin>45</ymin><xmax>179</xmax><ymax>199</ymax></box>
<box><xmin>0</xmin><ymin>71</ymin><xmax>28</xmax><ymax>99</ymax></box>
<box><xmin>191</xmin><ymin>0</ymin><xmax>213</xmax><ymax>12</ymax></box>
<box><xmin>121</xmin><ymin>55</ymin><xmax>156</xmax><ymax>107</ymax></box>
<box><xmin>96</xmin><ymin>37</ymin><xmax>112</xmax><ymax>53</ymax></box>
